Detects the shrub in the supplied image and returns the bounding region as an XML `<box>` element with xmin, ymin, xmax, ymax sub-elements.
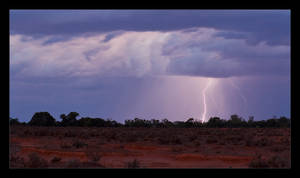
<box><xmin>225</xmin><ymin>135</ymin><xmax>243</xmax><ymax>145</ymax></box>
<box><xmin>218</xmin><ymin>140</ymin><xmax>226</xmax><ymax>145</ymax></box>
<box><xmin>248</xmin><ymin>154</ymin><xmax>269</xmax><ymax>168</ymax></box>
<box><xmin>126</xmin><ymin>159</ymin><xmax>140</xmax><ymax>168</ymax></box>
<box><xmin>246</xmin><ymin>138</ymin><xmax>255</xmax><ymax>147</ymax></box>
<box><xmin>125</xmin><ymin>134</ymin><xmax>138</xmax><ymax>142</ymax></box>
<box><xmin>170</xmin><ymin>136</ymin><xmax>182</xmax><ymax>145</ymax></box>
<box><xmin>23</xmin><ymin>129</ymin><xmax>33</xmax><ymax>136</ymax></box>
<box><xmin>249</xmin><ymin>154</ymin><xmax>290</xmax><ymax>168</ymax></box>
<box><xmin>64</xmin><ymin>130</ymin><xmax>77</xmax><ymax>137</ymax></box>
<box><xmin>66</xmin><ymin>159</ymin><xmax>81</xmax><ymax>168</ymax></box>
<box><xmin>72</xmin><ymin>140</ymin><xmax>88</xmax><ymax>149</ymax></box>
<box><xmin>51</xmin><ymin>156</ymin><xmax>61</xmax><ymax>163</ymax></box>
<box><xmin>27</xmin><ymin>153</ymin><xmax>48</xmax><ymax>168</ymax></box>
<box><xmin>10</xmin><ymin>155</ymin><xmax>25</xmax><ymax>168</ymax></box>
<box><xmin>189</xmin><ymin>135</ymin><xmax>197</xmax><ymax>142</ymax></box>
<box><xmin>60</xmin><ymin>142</ymin><xmax>72</xmax><ymax>149</ymax></box>
<box><xmin>280</xmin><ymin>137</ymin><xmax>290</xmax><ymax>145</ymax></box>
<box><xmin>255</xmin><ymin>137</ymin><xmax>271</xmax><ymax>147</ymax></box>
<box><xmin>60</xmin><ymin>141</ymin><xmax>72</xmax><ymax>149</ymax></box>
<box><xmin>34</xmin><ymin>129</ymin><xmax>49</xmax><ymax>136</ymax></box>
<box><xmin>194</xmin><ymin>140</ymin><xmax>201</xmax><ymax>146</ymax></box>
<box><xmin>267</xmin><ymin>155</ymin><xmax>290</xmax><ymax>168</ymax></box>
<box><xmin>157</xmin><ymin>137</ymin><xmax>170</xmax><ymax>145</ymax></box>
<box><xmin>206</xmin><ymin>136</ymin><xmax>218</xmax><ymax>144</ymax></box>
<box><xmin>270</xmin><ymin>145</ymin><xmax>287</xmax><ymax>152</ymax></box>
<box><xmin>81</xmin><ymin>161</ymin><xmax>104</xmax><ymax>168</ymax></box>
<box><xmin>86</xmin><ymin>152</ymin><xmax>101</xmax><ymax>162</ymax></box>
<box><xmin>171</xmin><ymin>147</ymin><xmax>184</xmax><ymax>153</ymax></box>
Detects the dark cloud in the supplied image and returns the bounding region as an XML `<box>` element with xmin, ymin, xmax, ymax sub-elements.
<box><xmin>10</xmin><ymin>27</ymin><xmax>290</xmax><ymax>79</ymax></box>
<box><xmin>102</xmin><ymin>31</ymin><xmax>125</xmax><ymax>42</ymax></box>
<box><xmin>10</xmin><ymin>10</ymin><xmax>290</xmax><ymax>46</ymax></box>
<box><xmin>42</xmin><ymin>35</ymin><xmax>74</xmax><ymax>45</ymax></box>
<box><xmin>9</xmin><ymin>11</ymin><xmax>291</xmax><ymax>122</ymax></box>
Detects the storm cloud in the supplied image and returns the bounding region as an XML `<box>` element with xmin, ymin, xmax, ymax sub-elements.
<box><xmin>10</xmin><ymin>10</ymin><xmax>290</xmax><ymax>46</ymax></box>
<box><xmin>9</xmin><ymin>10</ymin><xmax>290</xmax><ymax>122</ymax></box>
<box><xmin>10</xmin><ymin>27</ymin><xmax>290</xmax><ymax>81</ymax></box>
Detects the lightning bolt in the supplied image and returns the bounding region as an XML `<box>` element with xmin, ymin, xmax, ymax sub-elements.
<box><xmin>229</xmin><ymin>78</ymin><xmax>247</xmax><ymax>112</ymax></box>
<box><xmin>201</xmin><ymin>78</ymin><xmax>212</xmax><ymax>123</ymax></box>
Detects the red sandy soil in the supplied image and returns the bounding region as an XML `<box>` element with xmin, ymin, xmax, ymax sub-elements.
<box><xmin>9</xmin><ymin>126</ymin><xmax>291</xmax><ymax>168</ymax></box>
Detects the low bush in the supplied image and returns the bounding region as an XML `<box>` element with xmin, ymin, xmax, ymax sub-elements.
<box><xmin>86</xmin><ymin>152</ymin><xmax>101</xmax><ymax>162</ymax></box>
<box><xmin>51</xmin><ymin>156</ymin><xmax>61</xmax><ymax>163</ymax></box>
<box><xmin>255</xmin><ymin>137</ymin><xmax>272</xmax><ymax>147</ymax></box>
<box><xmin>126</xmin><ymin>159</ymin><xmax>140</xmax><ymax>168</ymax></box>
<box><xmin>270</xmin><ymin>145</ymin><xmax>287</xmax><ymax>152</ymax></box>
<box><xmin>27</xmin><ymin>153</ymin><xmax>48</xmax><ymax>168</ymax></box>
<box><xmin>248</xmin><ymin>154</ymin><xmax>269</xmax><ymax>168</ymax></box>
<box><xmin>189</xmin><ymin>135</ymin><xmax>197</xmax><ymax>142</ymax></box>
<box><xmin>249</xmin><ymin>154</ymin><xmax>289</xmax><ymax>168</ymax></box>
<box><xmin>60</xmin><ymin>142</ymin><xmax>72</xmax><ymax>149</ymax></box>
<box><xmin>170</xmin><ymin>136</ymin><xmax>183</xmax><ymax>145</ymax></box>
<box><xmin>72</xmin><ymin>140</ymin><xmax>88</xmax><ymax>148</ymax></box>
<box><xmin>267</xmin><ymin>155</ymin><xmax>290</xmax><ymax>168</ymax></box>
<box><xmin>206</xmin><ymin>136</ymin><xmax>218</xmax><ymax>144</ymax></box>
<box><xmin>64</xmin><ymin>130</ymin><xmax>77</xmax><ymax>137</ymax></box>
<box><xmin>125</xmin><ymin>133</ymin><xmax>138</xmax><ymax>142</ymax></box>
<box><xmin>157</xmin><ymin>137</ymin><xmax>170</xmax><ymax>145</ymax></box>
<box><xmin>10</xmin><ymin>155</ymin><xmax>25</xmax><ymax>168</ymax></box>
<box><xmin>66</xmin><ymin>159</ymin><xmax>81</xmax><ymax>168</ymax></box>
<box><xmin>171</xmin><ymin>147</ymin><xmax>184</xmax><ymax>153</ymax></box>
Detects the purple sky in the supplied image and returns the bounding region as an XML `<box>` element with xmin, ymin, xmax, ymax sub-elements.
<box><xmin>9</xmin><ymin>10</ymin><xmax>290</xmax><ymax>123</ymax></box>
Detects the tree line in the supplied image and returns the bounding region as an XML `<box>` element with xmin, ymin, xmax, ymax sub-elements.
<box><xmin>9</xmin><ymin>112</ymin><xmax>290</xmax><ymax>128</ymax></box>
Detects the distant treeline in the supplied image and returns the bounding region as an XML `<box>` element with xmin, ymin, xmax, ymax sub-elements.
<box><xmin>9</xmin><ymin>112</ymin><xmax>290</xmax><ymax>128</ymax></box>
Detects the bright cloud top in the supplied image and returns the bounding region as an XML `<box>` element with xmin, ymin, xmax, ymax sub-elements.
<box><xmin>10</xmin><ymin>27</ymin><xmax>290</xmax><ymax>81</ymax></box>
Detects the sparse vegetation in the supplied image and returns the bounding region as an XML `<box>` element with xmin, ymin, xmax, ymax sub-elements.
<box><xmin>10</xmin><ymin>124</ymin><xmax>290</xmax><ymax>168</ymax></box>
<box><xmin>72</xmin><ymin>139</ymin><xmax>88</xmax><ymax>148</ymax></box>
<box><xmin>126</xmin><ymin>159</ymin><xmax>140</xmax><ymax>168</ymax></box>
<box><xmin>60</xmin><ymin>141</ymin><xmax>72</xmax><ymax>149</ymax></box>
<box><xmin>27</xmin><ymin>153</ymin><xmax>48</xmax><ymax>168</ymax></box>
<box><xmin>51</xmin><ymin>156</ymin><xmax>61</xmax><ymax>163</ymax></box>
<box><xmin>86</xmin><ymin>152</ymin><xmax>101</xmax><ymax>162</ymax></box>
<box><xmin>206</xmin><ymin>136</ymin><xmax>218</xmax><ymax>144</ymax></box>
<box><xmin>12</xmin><ymin>112</ymin><xmax>290</xmax><ymax>128</ymax></box>
<box><xmin>249</xmin><ymin>154</ymin><xmax>289</xmax><ymax>168</ymax></box>
<box><xmin>66</xmin><ymin>159</ymin><xmax>81</xmax><ymax>168</ymax></box>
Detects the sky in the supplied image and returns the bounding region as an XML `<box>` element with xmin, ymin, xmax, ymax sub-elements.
<box><xmin>9</xmin><ymin>10</ymin><xmax>290</xmax><ymax>123</ymax></box>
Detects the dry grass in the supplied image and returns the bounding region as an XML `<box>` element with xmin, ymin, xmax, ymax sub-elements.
<box><xmin>249</xmin><ymin>154</ymin><xmax>290</xmax><ymax>168</ymax></box>
<box><xmin>10</xmin><ymin>126</ymin><xmax>291</xmax><ymax>168</ymax></box>
<box><xmin>126</xmin><ymin>159</ymin><xmax>140</xmax><ymax>168</ymax></box>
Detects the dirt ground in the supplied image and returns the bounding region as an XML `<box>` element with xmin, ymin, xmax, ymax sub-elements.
<box><xmin>9</xmin><ymin>126</ymin><xmax>291</xmax><ymax>168</ymax></box>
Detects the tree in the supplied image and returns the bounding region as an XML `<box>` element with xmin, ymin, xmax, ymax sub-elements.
<box><xmin>173</xmin><ymin>121</ymin><xmax>185</xmax><ymax>128</ymax></box>
<box><xmin>207</xmin><ymin>117</ymin><xmax>224</xmax><ymax>128</ymax></box>
<box><xmin>60</xmin><ymin>112</ymin><xmax>79</xmax><ymax>126</ymax></box>
<box><xmin>150</xmin><ymin>119</ymin><xmax>161</xmax><ymax>128</ymax></box>
<box><xmin>278</xmin><ymin>116</ymin><xmax>290</xmax><ymax>127</ymax></box>
<box><xmin>60</xmin><ymin>114</ymin><xmax>66</xmax><ymax>120</ymax></box>
<box><xmin>161</xmin><ymin>118</ymin><xmax>173</xmax><ymax>128</ymax></box>
<box><xmin>68</xmin><ymin>112</ymin><xmax>79</xmax><ymax>120</ymax></box>
<box><xmin>29</xmin><ymin>112</ymin><xmax>56</xmax><ymax>126</ymax></box>
<box><xmin>248</xmin><ymin>116</ymin><xmax>254</xmax><ymax>127</ymax></box>
<box><xmin>185</xmin><ymin>118</ymin><xmax>195</xmax><ymax>127</ymax></box>
<box><xmin>10</xmin><ymin>117</ymin><xmax>20</xmax><ymax>125</ymax></box>
<box><xmin>228</xmin><ymin>114</ymin><xmax>243</xmax><ymax>127</ymax></box>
